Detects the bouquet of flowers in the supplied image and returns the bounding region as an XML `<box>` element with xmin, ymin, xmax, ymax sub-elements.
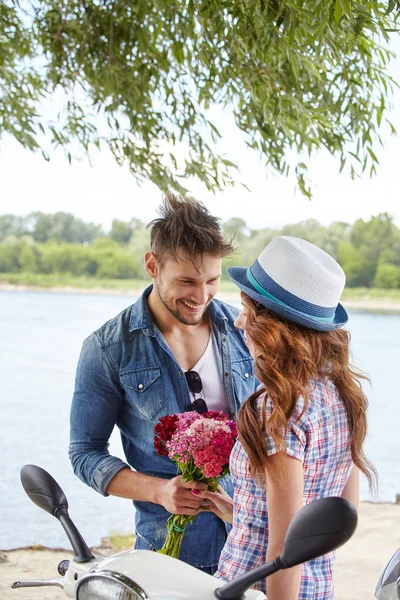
<box><xmin>154</xmin><ymin>410</ymin><xmax>237</xmax><ymax>558</ymax></box>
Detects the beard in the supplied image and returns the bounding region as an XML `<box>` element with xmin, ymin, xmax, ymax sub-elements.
<box><xmin>157</xmin><ymin>280</ymin><xmax>210</xmax><ymax>326</ymax></box>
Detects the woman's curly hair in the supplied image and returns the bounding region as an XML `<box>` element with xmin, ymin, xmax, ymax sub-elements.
<box><xmin>237</xmin><ymin>293</ymin><xmax>377</xmax><ymax>490</ymax></box>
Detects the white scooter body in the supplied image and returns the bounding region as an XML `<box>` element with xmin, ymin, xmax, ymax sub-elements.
<box><xmin>375</xmin><ymin>547</ymin><xmax>400</xmax><ymax>600</ymax></box>
<box><xmin>11</xmin><ymin>465</ymin><xmax>359</xmax><ymax>600</ymax></box>
<box><xmin>63</xmin><ymin>550</ymin><xmax>265</xmax><ymax>599</ymax></box>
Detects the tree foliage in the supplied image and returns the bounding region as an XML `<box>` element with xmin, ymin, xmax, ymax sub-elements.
<box><xmin>110</xmin><ymin>217</ymin><xmax>146</xmax><ymax>245</ymax></box>
<box><xmin>1</xmin><ymin>0</ymin><xmax>400</xmax><ymax>195</ymax></box>
<box><xmin>350</xmin><ymin>212</ymin><xmax>398</xmax><ymax>285</ymax></box>
<box><xmin>1</xmin><ymin>210</ymin><xmax>400</xmax><ymax>287</ymax></box>
<box><xmin>374</xmin><ymin>262</ymin><xmax>400</xmax><ymax>287</ymax></box>
<box><xmin>0</xmin><ymin>211</ymin><xmax>104</xmax><ymax>243</ymax></box>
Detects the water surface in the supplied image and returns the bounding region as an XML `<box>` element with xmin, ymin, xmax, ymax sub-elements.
<box><xmin>1</xmin><ymin>290</ymin><xmax>398</xmax><ymax>549</ymax></box>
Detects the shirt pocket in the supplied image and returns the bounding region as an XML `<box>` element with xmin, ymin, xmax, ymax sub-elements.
<box><xmin>120</xmin><ymin>367</ymin><xmax>164</xmax><ymax>421</ymax></box>
<box><xmin>231</xmin><ymin>358</ymin><xmax>255</xmax><ymax>405</ymax></box>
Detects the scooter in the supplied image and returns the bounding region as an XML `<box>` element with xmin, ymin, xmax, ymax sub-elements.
<box><xmin>11</xmin><ymin>464</ymin><xmax>358</xmax><ymax>600</ymax></box>
<box><xmin>375</xmin><ymin>546</ymin><xmax>400</xmax><ymax>599</ymax></box>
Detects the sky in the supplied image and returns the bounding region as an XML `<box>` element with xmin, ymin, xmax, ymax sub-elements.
<box><xmin>1</xmin><ymin>36</ymin><xmax>400</xmax><ymax>233</ymax></box>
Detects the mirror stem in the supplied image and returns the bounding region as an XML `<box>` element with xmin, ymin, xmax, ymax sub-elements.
<box><xmin>214</xmin><ymin>557</ymin><xmax>283</xmax><ymax>599</ymax></box>
<box><xmin>58</xmin><ymin>510</ymin><xmax>94</xmax><ymax>563</ymax></box>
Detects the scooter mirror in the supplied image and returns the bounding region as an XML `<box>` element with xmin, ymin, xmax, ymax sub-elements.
<box><xmin>215</xmin><ymin>496</ymin><xmax>357</xmax><ymax>600</ymax></box>
<box><xmin>20</xmin><ymin>465</ymin><xmax>94</xmax><ymax>563</ymax></box>
<box><xmin>280</xmin><ymin>496</ymin><xmax>358</xmax><ymax>568</ymax></box>
<box><xmin>21</xmin><ymin>464</ymin><xmax>68</xmax><ymax>517</ymax></box>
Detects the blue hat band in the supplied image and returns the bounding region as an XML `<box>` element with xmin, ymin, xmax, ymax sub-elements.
<box><xmin>247</xmin><ymin>264</ymin><xmax>335</xmax><ymax>324</ymax></box>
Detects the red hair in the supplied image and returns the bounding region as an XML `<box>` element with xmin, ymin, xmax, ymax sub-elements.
<box><xmin>237</xmin><ymin>293</ymin><xmax>376</xmax><ymax>489</ymax></box>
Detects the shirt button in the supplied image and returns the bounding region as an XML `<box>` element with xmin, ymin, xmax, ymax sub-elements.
<box><xmin>138</xmin><ymin>383</ymin><xmax>144</xmax><ymax>390</ymax></box>
<box><xmin>178</xmin><ymin>371</ymin><xmax>182</xmax><ymax>376</ymax></box>
<box><xmin>244</xmin><ymin>372</ymin><xmax>250</xmax><ymax>378</ymax></box>
<box><xmin>224</xmin><ymin>372</ymin><xmax>229</xmax><ymax>378</ymax></box>
<box><xmin>222</xmin><ymin>337</ymin><xmax>227</xmax><ymax>343</ymax></box>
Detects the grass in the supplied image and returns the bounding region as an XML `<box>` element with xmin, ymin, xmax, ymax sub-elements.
<box><xmin>341</xmin><ymin>287</ymin><xmax>400</xmax><ymax>300</ymax></box>
<box><xmin>107</xmin><ymin>532</ymin><xmax>135</xmax><ymax>551</ymax></box>
<box><xmin>1</xmin><ymin>272</ymin><xmax>400</xmax><ymax>302</ymax></box>
<box><xmin>0</xmin><ymin>272</ymin><xmax>240</xmax><ymax>293</ymax></box>
<box><xmin>0</xmin><ymin>272</ymin><xmax>151</xmax><ymax>290</ymax></box>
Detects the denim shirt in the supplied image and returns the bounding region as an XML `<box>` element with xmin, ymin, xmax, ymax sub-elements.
<box><xmin>69</xmin><ymin>285</ymin><xmax>258</xmax><ymax>568</ymax></box>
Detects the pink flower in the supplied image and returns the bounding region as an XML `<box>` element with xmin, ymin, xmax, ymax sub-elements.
<box><xmin>161</xmin><ymin>412</ymin><xmax>237</xmax><ymax>478</ymax></box>
<box><xmin>153</xmin><ymin>410</ymin><xmax>238</xmax><ymax>559</ymax></box>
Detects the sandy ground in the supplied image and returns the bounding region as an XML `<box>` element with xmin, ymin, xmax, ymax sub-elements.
<box><xmin>1</xmin><ymin>502</ymin><xmax>399</xmax><ymax>599</ymax></box>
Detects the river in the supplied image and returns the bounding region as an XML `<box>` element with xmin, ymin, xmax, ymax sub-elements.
<box><xmin>0</xmin><ymin>290</ymin><xmax>399</xmax><ymax>549</ymax></box>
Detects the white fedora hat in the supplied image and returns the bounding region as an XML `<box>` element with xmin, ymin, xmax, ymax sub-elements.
<box><xmin>228</xmin><ymin>236</ymin><xmax>348</xmax><ymax>331</ymax></box>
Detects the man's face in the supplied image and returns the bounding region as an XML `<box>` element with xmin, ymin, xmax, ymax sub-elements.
<box><xmin>154</xmin><ymin>252</ymin><xmax>222</xmax><ymax>326</ymax></box>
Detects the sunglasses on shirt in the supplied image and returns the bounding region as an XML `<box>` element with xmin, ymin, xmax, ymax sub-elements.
<box><xmin>185</xmin><ymin>370</ymin><xmax>208</xmax><ymax>414</ymax></box>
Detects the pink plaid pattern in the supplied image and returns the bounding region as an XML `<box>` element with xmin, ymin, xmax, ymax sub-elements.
<box><xmin>216</xmin><ymin>379</ymin><xmax>353</xmax><ymax>599</ymax></box>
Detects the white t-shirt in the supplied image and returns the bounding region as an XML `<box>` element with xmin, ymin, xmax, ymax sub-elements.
<box><xmin>184</xmin><ymin>333</ymin><xmax>229</xmax><ymax>413</ymax></box>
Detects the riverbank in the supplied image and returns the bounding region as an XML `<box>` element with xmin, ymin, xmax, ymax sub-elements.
<box><xmin>1</xmin><ymin>502</ymin><xmax>399</xmax><ymax>600</ymax></box>
<box><xmin>2</xmin><ymin>281</ymin><xmax>400</xmax><ymax>313</ymax></box>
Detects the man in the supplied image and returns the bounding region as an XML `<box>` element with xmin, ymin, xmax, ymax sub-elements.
<box><xmin>69</xmin><ymin>192</ymin><xmax>257</xmax><ymax>574</ymax></box>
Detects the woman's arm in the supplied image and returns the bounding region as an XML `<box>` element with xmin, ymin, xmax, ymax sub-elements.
<box><xmin>194</xmin><ymin>485</ymin><xmax>234</xmax><ymax>523</ymax></box>
<box><xmin>341</xmin><ymin>465</ymin><xmax>360</xmax><ymax>510</ymax></box>
<box><xmin>264</xmin><ymin>454</ymin><xmax>304</xmax><ymax>600</ymax></box>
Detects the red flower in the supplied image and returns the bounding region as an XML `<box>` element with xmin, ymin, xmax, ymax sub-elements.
<box><xmin>153</xmin><ymin>410</ymin><xmax>238</xmax><ymax>559</ymax></box>
<box><xmin>154</xmin><ymin>413</ymin><xmax>179</xmax><ymax>456</ymax></box>
<box><xmin>203</xmin><ymin>410</ymin><xmax>230</xmax><ymax>421</ymax></box>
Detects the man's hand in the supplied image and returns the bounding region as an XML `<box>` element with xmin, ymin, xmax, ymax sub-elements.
<box><xmin>157</xmin><ymin>476</ymin><xmax>208</xmax><ymax>515</ymax></box>
<box><xmin>194</xmin><ymin>485</ymin><xmax>234</xmax><ymax>523</ymax></box>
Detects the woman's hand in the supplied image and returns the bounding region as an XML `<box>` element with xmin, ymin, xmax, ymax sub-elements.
<box><xmin>192</xmin><ymin>485</ymin><xmax>234</xmax><ymax>523</ymax></box>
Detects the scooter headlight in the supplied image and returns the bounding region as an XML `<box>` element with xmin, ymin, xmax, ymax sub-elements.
<box><xmin>75</xmin><ymin>570</ymin><xmax>149</xmax><ymax>600</ymax></box>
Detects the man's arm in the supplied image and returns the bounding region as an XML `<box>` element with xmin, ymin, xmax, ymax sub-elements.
<box><xmin>69</xmin><ymin>333</ymin><xmax>205</xmax><ymax>514</ymax></box>
<box><xmin>69</xmin><ymin>333</ymin><xmax>129</xmax><ymax>494</ymax></box>
<box><xmin>106</xmin><ymin>468</ymin><xmax>207</xmax><ymax>515</ymax></box>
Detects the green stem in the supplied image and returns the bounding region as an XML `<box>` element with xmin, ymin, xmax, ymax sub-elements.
<box><xmin>157</xmin><ymin>476</ymin><xmax>219</xmax><ymax>558</ymax></box>
<box><xmin>157</xmin><ymin>513</ymin><xmax>196</xmax><ymax>559</ymax></box>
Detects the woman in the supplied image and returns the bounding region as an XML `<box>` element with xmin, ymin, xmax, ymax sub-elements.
<box><xmin>195</xmin><ymin>236</ymin><xmax>376</xmax><ymax>600</ymax></box>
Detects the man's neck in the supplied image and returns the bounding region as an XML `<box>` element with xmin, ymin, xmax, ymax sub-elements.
<box><xmin>147</xmin><ymin>288</ymin><xmax>211</xmax><ymax>337</ymax></box>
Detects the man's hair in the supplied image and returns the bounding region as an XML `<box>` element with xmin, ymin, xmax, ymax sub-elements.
<box><xmin>148</xmin><ymin>191</ymin><xmax>234</xmax><ymax>263</ymax></box>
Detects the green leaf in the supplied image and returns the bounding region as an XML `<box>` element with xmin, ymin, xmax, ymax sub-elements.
<box><xmin>348</xmin><ymin>151</ymin><xmax>361</xmax><ymax>163</ymax></box>
<box><xmin>367</xmin><ymin>147</ymin><xmax>379</xmax><ymax>163</ymax></box>
<box><xmin>0</xmin><ymin>0</ymin><xmax>397</xmax><ymax>198</ymax></box>
<box><xmin>334</xmin><ymin>0</ymin><xmax>343</xmax><ymax>24</ymax></box>
<box><xmin>221</xmin><ymin>158</ymin><xmax>237</xmax><ymax>168</ymax></box>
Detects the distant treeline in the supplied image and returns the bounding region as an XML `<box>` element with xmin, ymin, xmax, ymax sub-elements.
<box><xmin>1</xmin><ymin>211</ymin><xmax>400</xmax><ymax>288</ymax></box>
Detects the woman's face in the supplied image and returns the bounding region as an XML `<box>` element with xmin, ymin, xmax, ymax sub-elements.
<box><xmin>234</xmin><ymin>304</ymin><xmax>256</xmax><ymax>358</ymax></box>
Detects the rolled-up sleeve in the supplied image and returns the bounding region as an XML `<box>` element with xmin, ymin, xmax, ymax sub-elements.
<box><xmin>262</xmin><ymin>394</ymin><xmax>307</xmax><ymax>463</ymax></box>
<box><xmin>69</xmin><ymin>333</ymin><xmax>130</xmax><ymax>496</ymax></box>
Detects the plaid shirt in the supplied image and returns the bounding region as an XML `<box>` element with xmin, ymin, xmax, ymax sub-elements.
<box><xmin>216</xmin><ymin>379</ymin><xmax>353</xmax><ymax>599</ymax></box>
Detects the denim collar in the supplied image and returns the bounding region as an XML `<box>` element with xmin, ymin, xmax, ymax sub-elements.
<box><xmin>129</xmin><ymin>284</ymin><xmax>228</xmax><ymax>333</ymax></box>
